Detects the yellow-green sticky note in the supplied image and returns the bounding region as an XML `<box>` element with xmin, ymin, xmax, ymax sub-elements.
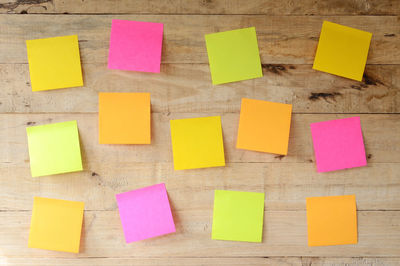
<box><xmin>29</xmin><ymin>197</ymin><xmax>84</xmax><ymax>253</ymax></box>
<box><xmin>313</xmin><ymin>21</ymin><xmax>372</xmax><ymax>81</ymax></box>
<box><xmin>170</xmin><ymin>116</ymin><xmax>225</xmax><ymax>170</ymax></box>
<box><xmin>205</xmin><ymin>27</ymin><xmax>263</xmax><ymax>85</ymax></box>
<box><xmin>26</xmin><ymin>35</ymin><xmax>83</xmax><ymax>91</ymax></box>
<box><xmin>26</xmin><ymin>120</ymin><xmax>83</xmax><ymax>177</ymax></box>
<box><xmin>212</xmin><ymin>190</ymin><xmax>265</xmax><ymax>242</ymax></box>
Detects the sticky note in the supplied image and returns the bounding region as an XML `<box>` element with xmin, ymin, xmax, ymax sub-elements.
<box><xmin>170</xmin><ymin>116</ymin><xmax>225</xmax><ymax>170</ymax></box>
<box><xmin>310</xmin><ymin>117</ymin><xmax>367</xmax><ymax>172</ymax></box>
<box><xmin>28</xmin><ymin>197</ymin><xmax>84</xmax><ymax>253</ymax></box>
<box><xmin>205</xmin><ymin>27</ymin><xmax>263</xmax><ymax>85</ymax></box>
<box><xmin>306</xmin><ymin>195</ymin><xmax>357</xmax><ymax>246</ymax></box>
<box><xmin>313</xmin><ymin>21</ymin><xmax>372</xmax><ymax>81</ymax></box>
<box><xmin>116</xmin><ymin>183</ymin><xmax>175</xmax><ymax>243</ymax></box>
<box><xmin>236</xmin><ymin>98</ymin><xmax>292</xmax><ymax>155</ymax></box>
<box><xmin>212</xmin><ymin>190</ymin><xmax>264</xmax><ymax>242</ymax></box>
<box><xmin>99</xmin><ymin>92</ymin><xmax>151</xmax><ymax>144</ymax></box>
<box><xmin>108</xmin><ymin>19</ymin><xmax>164</xmax><ymax>73</ymax></box>
<box><xmin>26</xmin><ymin>35</ymin><xmax>83</xmax><ymax>91</ymax></box>
<box><xmin>26</xmin><ymin>120</ymin><xmax>83</xmax><ymax>177</ymax></box>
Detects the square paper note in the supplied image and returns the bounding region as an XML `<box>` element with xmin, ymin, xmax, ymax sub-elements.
<box><xmin>310</xmin><ymin>116</ymin><xmax>367</xmax><ymax>172</ymax></box>
<box><xmin>99</xmin><ymin>92</ymin><xmax>151</xmax><ymax>144</ymax></box>
<box><xmin>306</xmin><ymin>195</ymin><xmax>357</xmax><ymax>246</ymax></box>
<box><xmin>170</xmin><ymin>116</ymin><xmax>225</xmax><ymax>170</ymax></box>
<box><xmin>28</xmin><ymin>197</ymin><xmax>84</xmax><ymax>253</ymax></box>
<box><xmin>313</xmin><ymin>21</ymin><xmax>372</xmax><ymax>81</ymax></box>
<box><xmin>26</xmin><ymin>35</ymin><xmax>83</xmax><ymax>91</ymax></box>
<box><xmin>26</xmin><ymin>120</ymin><xmax>83</xmax><ymax>177</ymax></box>
<box><xmin>116</xmin><ymin>183</ymin><xmax>175</xmax><ymax>243</ymax></box>
<box><xmin>212</xmin><ymin>190</ymin><xmax>265</xmax><ymax>242</ymax></box>
<box><xmin>108</xmin><ymin>19</ymin><xmax>164</xmax><ymax>73</ymax></box>
<box><xmin>237</xmin><ymin>98</ymin><xmax>292</xmax><ymax>155</ymax></box>
<box><xmin>205</xmin><ymin>27</ymin><xmax>263</xmax><ymax>85</ymax></box>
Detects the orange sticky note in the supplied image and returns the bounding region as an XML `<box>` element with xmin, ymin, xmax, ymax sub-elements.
<box><xmin>306</xmin><ymin>195</ymin><xmax>357</xmax><ymax>246</ymax></box>
<box><xmin>236</xmin><ymin>98</ymin><xmax>292</xmax><ymax>155</ymax></box>
<box><xmin>99</xmin><ymin>92</ymin><xmax>151</xmax><ymax>144</ymax></box>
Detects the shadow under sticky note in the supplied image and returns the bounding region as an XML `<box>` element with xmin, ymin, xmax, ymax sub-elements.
<box><xmin>26</xmin><ymin>35</ymin><xmax>83</xmax><ymax>91</ymax></box>
<box><xmin>205</xmin><ymin>27</ymin><xmax>263</xmax><ymax>85</ymax></box>
<box><xmin>99</xmin><ymin>92</ymin><xmax>151</xmax><ymax>144</ymax></box>
<box><xmin>26</xmin><ymin>120</ymin><xmax>83</xmax><ymax>177</ymax></box>
<box><xmin>236</xmin><ymin>98</ymin><xmax>292</xmax><ymax>155</ymax></box>
<box><xmin>28</xmin><ymin>197</ymin><xmax>84</xmax><ymax>253</ymax></box>
<box><xmin>310</xmin><ymin>116</ymin><xmax>367</xmax><ymax>172</ymax></box>
<box><xmin>313</xmin><ymin>21</ymin><xmax>372</xmax><ymax>81</ymax></box>
<box><xmin>116</xmin><ymin>183</ymin><xmax>175</xmax><ymax>243</ymax></box>
<box><xmin>212</xmin><ymin>190</ymin><xmax>265</xmax><ymax>243</ymax></box>
<box><xmin>170</xmin><ymin>116</ymin><xmax>225</xmax><ymax>170</ymax></box>
<box><xmin>306</xmin><ymin>195</ymin><xmax>357</xmax><ymax>246</ymax></box>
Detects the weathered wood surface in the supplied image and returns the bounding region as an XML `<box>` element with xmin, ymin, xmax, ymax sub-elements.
<box><xmin>0</xmin><ymin>64</ymin><xmax>399</xmax><ymax>114</ymax></box>
<box><xmin>0</xmin><ymin>0</ymin><xmax>399</xmax><ymax>15</ymax></box>
<box><xmin>1</xmin><ymin>0</ymin><xmax>399</xmax><ymax>265</ymax></box>
<box><xmin>0</xmin><ymin>15</ymin><xmax>399</xmax><ymax>64</ymax></box>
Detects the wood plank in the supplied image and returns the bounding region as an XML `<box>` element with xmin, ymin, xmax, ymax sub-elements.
<box><xmin>1</xmin><ymin>162</ymin><xmax>399</xmax><ymax>212</ymax></box>
<box><xmin>0</xmin><ymin>113</ymin><xmax>398</xmax><ymax>165</ymax></box>
<box><xmin>0</xmin><ymin>15</ymin><xmax>398</xmax><ymax>64</ymax></box>
<box><xmin>1</xmin><ymin>64</ymin><xmax>399</xmax><ymax>114</ymax></box>
<box><xmin>0</xmin><ymin>0</ymin><xmax>399</xmax><ymax>15</ymax></box>
<box><xmin>0</xmin><ymin>210</ymin><xmax>398</xmax><ymax>257</ymax></box>
<box><xmin>4</xmin><ymin>257</ymin><xmax>400</xmax><ymax>266</ymax></box>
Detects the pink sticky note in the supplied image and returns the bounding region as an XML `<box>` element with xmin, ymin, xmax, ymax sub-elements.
<box><xmin>116</xmin><ymin>183</ymin><xmax>175</xmax><ymax>243</ymax></box>
<box><xmin>108</xmin><ymin>19</ymin><xmax>163</xmax><ymax>73</ymax></box>
<box><xmin>310</xmin><ymin>117</ymin><xmax>367</xmax><ymax>172</ymax></box>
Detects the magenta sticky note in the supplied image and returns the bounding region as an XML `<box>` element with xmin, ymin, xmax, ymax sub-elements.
<box><xmin>310</xmin><ymin>117</ymin><xmax>367</xmax><ymax>172</ymax></box>
<box><xmin>108</xmin><ymin>19</ymin><xmax>163</xmax><ymax>73</ymax></box>
<box><xmin>116</xmin><ymin>183</ymin><xmax>175</xmax><ymax>243</ymax></box>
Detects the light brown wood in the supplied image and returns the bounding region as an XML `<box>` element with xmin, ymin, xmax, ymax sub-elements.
<box><xmin>0</xmin><ymin>0</ymin><xmax>399</xmax><ymax>15</ymax></box>
<box><xmin>0</xmin><ymin>210</ymin><xmax>399</xmax><ymax>257</ymax></box>
<box><xmin>0</xmin><ymin>15</ymin><xmax>399</xmax><ymax>65</ymax></box>
<box><xmin>1</xmin><ymin>63</ymin><xmax>399</xmax><ymax>114</ymax></box>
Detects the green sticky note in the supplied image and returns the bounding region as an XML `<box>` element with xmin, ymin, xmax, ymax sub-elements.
<box><xmin>26</xmin><ymin>120</ymin><xmax>83</xmax><ymax>177</ymax></box>
<box><xmin>205</xmin><ymin>27</ymin><xmax>263</xmax><ymax>85</ymax></box>
<box><xmin>212</xmin><ymin>190</ymin><xmax>265</xmax><ymax>242</ymax></box>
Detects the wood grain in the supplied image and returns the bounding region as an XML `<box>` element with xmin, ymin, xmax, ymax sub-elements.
<box><xmin>0</xmin><ymin>210</ymin><xmax>399</xmax><ymax>257</ymax></box>
<box><xmin>0</xmin><ymin>15</ymin><xmax>399</xmax><ymax>64</ymax></box>
<box><xmin>0</xmin><ymin>0</ymin><xmax>399</xmax><ymax>15</ymax></box>
<box><xmin>1</xmin><ymin>63</ymin><xmax>399</xmax><ymax>114</ymax></box>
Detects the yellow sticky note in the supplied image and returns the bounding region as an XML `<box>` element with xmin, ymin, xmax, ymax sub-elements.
<box><xmin>212</xmin><ymin>190</ymin><xmax>265</xmax><ymax>242</ymax></box>
<box><xmin>26</xmin><ymin>120</ymin><xmax>83</xmax><ymax>177</ymax></box>
<box><xmin>26</xmin><ymin>35</ymin><xmax>83</xmax><ymax>91</ymax></box>
<box><xmin>28</xmin><ymin>197</ymin><xmax>84</xmax><ymax>253</ymax></box>
<box><xmin>170</xmin><ymin>116</ymin><xmax>225</xmax><ymax>170</ymax></box>
<box><xmin>237</xmin><ymin>98</ymin><xmax>292</xmax><ymax>155</ymax></box>
<box><xmin>99</xmin><ymin>92</ymin><xmax>151</xmax><ymax>144</ymax></box>
<box><xmin>306</xmin><ymin>195</ymin><xmax>357</xmax><ymax>246</ymax></box>
<box><xmin>205</xmin><ymin>27</ymin><xmax>263</xmax><ymax>85</ymax></box>
<box><xmin>313</xmin><ymin>21</ymin><xmax>372</xmax><ymax>81</ymax></box>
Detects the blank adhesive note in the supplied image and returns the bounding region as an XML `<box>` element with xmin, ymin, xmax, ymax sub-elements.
<box><xmin>313</xmin><ymin>21</ymin><xmax>372</xmax><ymax>81</ymax></box>
<box><xmin>99</xmin><ymin>92</ymin><xmax>151</xmax><ymax>144</ymax></box>
<box><xmin>116</xmin><ymin>183</ymin><xmax>175</xmax><ymax>243</ymax></box>
<box><xmin>26</xmin><ymin>35</ymin><xmax>83</xmax><ymax>91</ymax></box>
<box><xmin>28</xmin><ymin>197</ymin><xmax>84</xmax><ymax>253</ymax></box>
<box><xmin>212</xmin><ymin>190</ymin><xmax>265</xmax><ymax>243</ymax></box>
<box><xmin>26</xmin><ymin>120</ymin><xmax>83</xmax><ymax>177</ymax></box>
<box><xmin>108</xmin><ymin>19</ymin><xmax>164</xmax><ymax>73</ymax></box>
<box><xmin>310</xmin><ymin>116</ymin><xmax>367</xmax><ymax>172</ymax></box>
<box><xmin>306</xmin><ymin>195</ymin><xmax>357</xmax><ymax>246</ymax></box>
<box><xmin>170</xmin><ymin>116</ymin><xmax>225</xmax><ymax>170</ymax></box>
<box><xmin>237</xmin><ymin>98</ymin><xmax>292</xmax><ymax>155</ymax></box>
<box><xmin>205</xmin><ymin>27</ymin><xmax>263</xmax><ymax>85</ymax></box>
